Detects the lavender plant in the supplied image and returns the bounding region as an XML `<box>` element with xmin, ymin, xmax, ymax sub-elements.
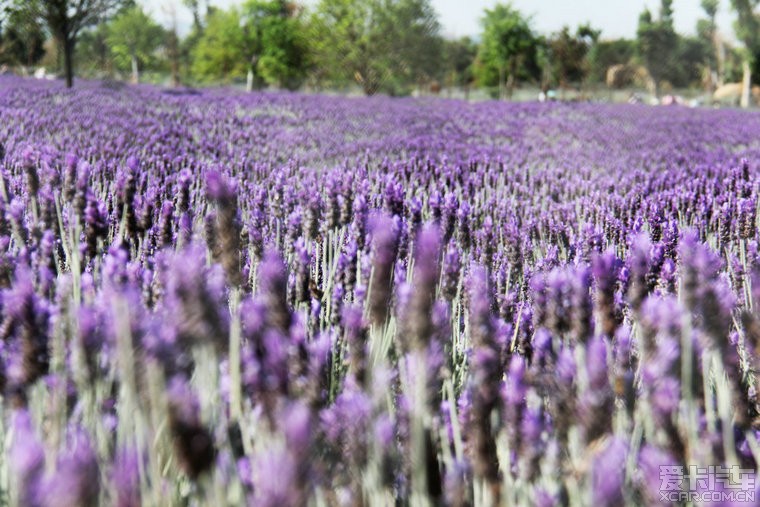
<box><xmin>0</xmin><ymin>76</ymin><xmax>758</xmax><ymax>505</ymax></box>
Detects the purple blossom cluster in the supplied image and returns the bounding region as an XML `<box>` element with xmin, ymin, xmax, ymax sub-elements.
<box><xmin>1</xmin><ymin>76</ymin><xmax>760</xmax><ymax>505</ymax></box>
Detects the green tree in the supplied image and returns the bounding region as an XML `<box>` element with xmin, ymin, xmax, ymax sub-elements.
<box><xmin>242</xmin><ymin>0</ymin><xmax>308</xmax><ymax>90</ymax></box>
<box><xmin>0</xmin><ymin>5</ymin><xmax>46</xmax><ymax>67</ymax></box>
<box><xmin>106</xmin><ymin>5</ymin><xmax>164</xmax><ymax>83</ymax></box>
<box><xmin>475</xmin><ymin>2</ymin><xmax>540</xmax><ymax>99</ymax></box>
<box><xmin>442</xmin><ymin>36</ymin><xmax>477</xmax><ymax>97</ymax></box>
<box><xmin>730</xmin><ymin>0</ymin><xmax>760</xmax><ymax>107</ymax></box>
<box><xmin>309</xmin><ymin>0</ymin><xmax>442</xmax><ymax>95</ymax></box>
<box><xmin>548</xmin><ymin>24</ymin><xmax>599</xmax><ymax>89</ymax></box>
<box><xmin>73</xmin><ymin>1</ymin><xmax>133</xmax><ymax>78</ymax></box>
<box><xmin>191</xmin><ymin>7</ymin><xmax>248</xmax><ymax>83</ymax></box>
<box><xmin>9</xmin><ymin>0</ymin><xmax>125</xmax><ymax>87</ymax></box>
<box><xmin>77</xmin><ymin>22</ymin><xmax>110</xmax><ymax>76</ymax></box>
<box><xmin>671</xmin><ymin>36</ymin><xmax>710</xmax><ymax>88</ymax></box>
<box><xmin>384</xmin><ymin>0</ymin><xmax>442</xmax><ymax>92</ymax></box>
<box><xmin>587</xmin><ymin>38</ymin><xmax>636</xmax><ymax>83</ymax></box>
<box><xmin>179</xmin><ymin>1</ymin><xmax>208</xmax><ymax>82</ymax></box>
<box><xmin>183</xmin><ymin>0</ymin><xmax>207</xmax><ymax>33</ymax></box>
<box><xmin>160</xmin><ymin>3</ymin><xmax>181</xmax><ymax>87</ymax></box>
<box><xmin>636</xmin><ymin>2</ymin><xmax>678</xmax><ymax>96</ymax></box>
<box><xmin>698</xmin><ymin>0</ymin><xmax>721</xmax><ymax>87</ymax></box>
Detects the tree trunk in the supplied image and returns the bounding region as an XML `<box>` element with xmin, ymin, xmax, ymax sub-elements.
<box><xmin>498</xmin><ymin>64</ymin><xmax>505</xmax><ymax>100</ymax></box>
<box><xmin>131</xmin><ymin>54</ymin><xmax>139</xmax><ymax>84</ymax></box>
<box><xmin>717</xmin><ymin>39</ymin><xmax>725</xmax><ymax>87</ymax></box>
<box><xmin>171</xmin><ymin>57</ymin><xmax>180</xmax><ymax>88</ymax></box>
<box><xmin>506</xmin><ymin>59</ymin><xmax>517</xmax><ymax>100</ymax></box>
<box><xmin>741</xmin><ymin>58</ymin><xmax>751</xmax><ymax>108</ymax></box>
<box><xmin>165</xmin><ymin>9</ymin><xmax>181</xmax><ymax>88</ymax></box>
<box><xmin>63</xmin><ymin>37</ymin><xmax>74</xmax><ymax>88</ymax></box>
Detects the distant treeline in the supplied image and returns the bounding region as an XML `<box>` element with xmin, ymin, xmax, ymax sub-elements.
<box><xmin>1</xmin><ymin>0</ymin><xmax>759</xmax><ymax>103</ymax></box>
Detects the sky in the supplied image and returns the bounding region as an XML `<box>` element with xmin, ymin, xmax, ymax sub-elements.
<box><xmin>145</xmin><ymin>0</ymin><xmax>739</xmax><ymax>42</ymax></box>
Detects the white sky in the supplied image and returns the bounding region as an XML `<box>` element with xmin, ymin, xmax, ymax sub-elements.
<box><xmin>142</xmin><ymin>0</ymin><xmax>738</xmax><ymax>41</ymax></box>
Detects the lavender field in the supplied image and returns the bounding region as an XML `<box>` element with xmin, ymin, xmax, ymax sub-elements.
<box><xmin>1</xmin><ymin>76</ymin><xmax>760</xmax><ymax>506</ymax></box>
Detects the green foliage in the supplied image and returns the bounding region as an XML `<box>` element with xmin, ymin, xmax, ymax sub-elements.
<box><xmin>0</xmin><ymin>4</ymin><xmax>45</xmax><ymax>66</ymax></box>
<box><xmin>635</xmin><ymin>1</ymin><xmax>712</xmax><ymax>91</ymax></box>
<box><xmin>701</xmin><ymin>0</ymin><xmax>719</xmax><ymax>21</ymax></box>
<box><xmin>309</xmin><ymin>0</ymin><xmax>442</xmax><ymax>95</ymax></box>
<box><xmin>106</xmin><ymin>5</ymin><xmax>164</xmax><ymax>80</ymax></box>
<box><xmin>547</xmin><ymin>24</ymin><xmax>599</xmax><ymax>87</ymax></box>
<box><xmin>183</xmin><ymin>0</ymin><xmax>207</xmax><ymax>32</ymax></box>
<box><xmin>475</xmin><ymin>2</ymin><xmax>540</xmax><ymax>97</ymax></box>
<box><xmin>8</xmin><ymin>0</ymin><xmax>127</xmax><ymax>87</ymax></box>
<box><xmin>386</xmin><ymin>0</ymin><xmax>442</xmax><ymax>85</ymax></box>
<box><xmin>191</xmin><ymin>7</ymin><xmax>248</xmax><ymax>83</ymax></box>
<box><xmin>77</xmin><ymin>23</ymin><xmax>111</xmax><ymax>75</ymax></box>
<box><xmin>671</xmin><ymin>36</ymin><xmax>710</xmax><ymax>87</ymax></box>
<box><xmin>442</xmin><ymin>36</ymin><xmax>477</xmax><ymax>89</ymax></box>
<box><xmin>636</xmin><ymin>2</ymin><xmax>678</xmax><ymax>92</ymax></box>
<box><xmin>587</xmin><ymin>38</ymin><xmax>636</xmax><ymax>83</ymax></box>
<box><xmin>242</xmin><ymin>1</ymin><xmax>309</xmax><ymax>90</ymax></box>
<box><xmin>75</xmin><ymin>1</ymin><xmax>140</xmax><ymax>77</ymax></box>
<box><xmin>731</xmin><ymin>0</ymin><xmax>760</xmax><ymax>51</ymax></box>
<box><xmin>730</xmin><ymin>0</ymin><xmax>760</xmax><ymax>102</ymax></box>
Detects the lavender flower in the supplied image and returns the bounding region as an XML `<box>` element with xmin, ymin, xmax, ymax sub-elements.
<box><xmin>166</xmin><ymin>377</ymin><xmax>216</xmax><ymax>479</ymax></box>
<box><xmin>9</xmin><ymin>409</ymin><xmax>45</xmax><ymax>506</ymax></box>
<box><xmin>40</xmin><ymin>431</ymin><xmax>100</xmax><ymax>507</ymax></box>
<box><xmin>465</xmin><ymin>266</ymin><xmax>501</xmax><ymax>489</ymax></box>
<box><xmin>591</xmin><ymin>437</ymin><xmax>627</xmax><ymax>507</ymax></box>
<box><xmin>206</xmin><ymin>169</ymin><xmax>242</xmax><ymax>286</ymax></box>
<box><xmin>406</xmin><ymin>224</ymin><xmax>441</xmax><ymax>350</ymax></box>
<box><xmin>257</xmin><ymin>248</ymin><xmax>292</xmax><ymax>333</ymax></box>
<box><xmin>368</xmin><ymin>215</ymin><xmax>398</xmax><ymax>327</ymax></box>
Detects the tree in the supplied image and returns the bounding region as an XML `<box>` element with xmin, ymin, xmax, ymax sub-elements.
<box><xmin>163</xmin><ymin>3</ymin><xmax>181</xmax><ymax>87</ymax></box>
<box><xmin>309</xmin><ymin>0</ymin><xmax>387</xmax><ymax>94</ymax></box>
<box><xmin>673</xmin><ymin>36</ymin><xmax>711</xmax><ymax>88</ymax></box>
<box><xmin>730</xmin><ymin>0</ymin><xmax>760</xmax><ymax>107</ymax></box>
<box><xmin>76</xmin><ymin>22</ymin><xmax>110</xmax><ymax>76</ymax></box>
<box><xmin>548</xmin><ymin>24</ymin><xmax>599</xmax><ymax>90</ymax></box>
<box><xmin>636</xmin><ymin>2</ymin><xmax>678</xmax><ymax>96</ymax></box>
<box><xmin>10</xmin><ymin>0</ymin><xmax>125</xmax><ymax>87</ymax></box>
<box><xmin>191</xmin><ymin>7</ymin><xmax>248</xmax><ymax>83</ymax></box>
<box><xmin>0</xmin><ymin>4</ymin><xmax>46</xmax><ymax>67</ymax></box>
<box><xmin>183</xmin><ymin>0</ymin><xmax>207</xmax><ymax>33</ymax></box>
<box><xmin>106</xmin><ymin>4</ymin><xmax>163</xmax><ymax>83</ymax></box>
<box><xmin>309</xmin><ymin>0</ymin><xmax>442</xmax><ymax>95</ymax></box>
<box><xmin>587</xmin><ymin>38</ymin><xmax>636</xmax><ymax>83</ymax></box>
<box><xmin>73</xmin><ymin>1</ymin><xmax>132</xmax><ymax>78</ymax></box>
<box><xmin>475</xmin><ymin>3</ymin><xmax>540</xmax><ymax>99</ymax></box>
<box><xmin>698</xmin><ymin>0</ymin><xmax>722</xmax><ymax>88</ymax></box>
<box><xmin>383</xmin><ymin>0</ymin><xmax>443</xmax><ymax>92</ymax></box>
<box><xmin>442</xmin><ymin>36</ymin><xmax>477</xmax><ymax>97</ymax></box>
<box><xmin>179</xmin><ymin>1</ymin><xmax>207</xmax><ymax>81</ymax></box>
<box><xmin>242</xmin><ymin>0</ymin><xmax>309</xmax><ymax>90</ymax></box>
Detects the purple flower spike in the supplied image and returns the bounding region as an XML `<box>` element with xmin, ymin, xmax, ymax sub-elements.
<box><xmin>9</xmin><ymin>409</ymin><xmax>45</xmax><ymax>506</ymax></box>
<box><xmin>592</xmin><ymin>437</ymin><xmax>628</xmax><ymax>507</ymax></box>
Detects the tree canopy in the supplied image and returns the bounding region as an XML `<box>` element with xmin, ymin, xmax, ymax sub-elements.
<box><xmin>242</xmin><ymin>0</ymin><xmax>308</xmax><ymax>90</ymax></box>
<box><xmin>0</xmin><ymin>0</ymin><xmax>738</xmax><ymax>102</ymax></box>
<box><xmin>475</xmin><ymin>2</ymin><xmax>541</xmax><ymax>98</ymax></box>
<box><xmin>309</xmin><ymin>0</ymin><xmax>442</xmax><ymax>95</ymax></box>
<box><xmin>191</xmin><ymin>7</ymin><xmax>248</xmax><ymax>83</ymax></box>
<box><xmin>636</xmin><ymin>2</ymin><xmax>678</xmax><ymax>94</ymax></box>
<box><xmin>106</xmin><ymin>4</ymin><xmax>164</xmax><ymax>83</ymax></box>
<box><xmin>11</xmin><ymin>0</ymin><xmax>126</xmax><ymax>87</ymax></box>
<box><xmin>548</xmin><ymin>24</ymin><xmax>599</xmax><ymax>88</ymax></box>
